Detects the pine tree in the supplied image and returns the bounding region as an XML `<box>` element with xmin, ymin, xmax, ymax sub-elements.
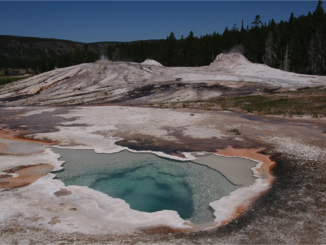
<box><xmin>283</xmin><ymin>45</ymin><xmax>290</xmax><ymax>71</ymax></box>
<box><xmin>252</xmin><ymin>15</ymin><xmax>263</xmax><ymax>28</ymax></box>
<box><xmin>232</xmin><ymin>24</ymin><xmax>239</xmax><ymax>32</ymax></box>
<box><xmin>166</xmin><ymin>32</ymin><xmax>177</xmax><ymax>66</ymax></box>
<box><xmin>307</xmin><ymin>0</ymin><xmax>326</xmax><ymax>74</ymax></box>
<box><xmin>308</xmin><ymin>37</ymin><xmax>317</xmax><ymax>74</ymax></box>
<box><xmin>241</xmin><ymin>19</ymin><xmax>245</xmax><ymax>32</ymax></box>
<box><xmin>308</xmin><ymin>30</ymin><xmax>325</xmax><ymax>74</ymax></box>
<box><xmin>315</xmin><ymin>0</ymin><xmax>324</xmax><ymax>14</ymax></box>
<box><xmin>312</xmin><ymin>0</ymin><xmax>324</xmax><ymax>32</ymax></box>
<box><xmin>263</xmin><ymin>31</ymin><xmax>277</xmax><ymax>67</ymax></box>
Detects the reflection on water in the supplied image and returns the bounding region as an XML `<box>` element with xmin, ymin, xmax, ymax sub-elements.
<box><xmin>52</xmin><ymin>148</ymin><xmax>238</xmax><ymax>224</ymax></box>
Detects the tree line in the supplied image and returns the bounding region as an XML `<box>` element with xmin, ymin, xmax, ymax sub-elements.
<box><xmin>0</xmin><ymin>44</ymin><xmax>98</xmax><ymax>74</ymax></box>
<box><xmin>2</xmin><ymin>0</ymin><xmax>325</xmax><ymax>75</ymax></box>
<box><xmin>107</xmin><ymin>0</ymin><xmax>326</xmax><ymax>75</ymax></box>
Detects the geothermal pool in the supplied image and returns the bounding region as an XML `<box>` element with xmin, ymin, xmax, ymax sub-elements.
<box><xmin>52</xmin><ymin>148</ymin><xmax>245</xmax><ymax>224</ymax></box>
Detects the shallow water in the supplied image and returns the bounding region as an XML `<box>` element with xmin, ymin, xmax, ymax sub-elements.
<box><xmin>0</xmin><ymin>138</ymin><xmax>44</xmax><ymax>154</ymax></box>
<box><xmin>52</xmin><ymin>148</ymin><xmax>239</xmax><ymax>224</ymax></box>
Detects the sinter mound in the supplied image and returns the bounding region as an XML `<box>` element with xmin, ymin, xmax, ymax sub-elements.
<box><xmin>141</xmin><ymin>59</ymin><xmax>163</xmax><ymax>66</ymax></box>
<box><xmin>210</xmin><ymin>53</ymin><xmax>253</xmax><ymax>68</ymax></box>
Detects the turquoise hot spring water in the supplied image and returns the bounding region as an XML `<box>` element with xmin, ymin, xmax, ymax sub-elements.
<box><xmin>52</xmin><ymin>148</ymin><xmax>240</xmax><ymax>224</ymax></box>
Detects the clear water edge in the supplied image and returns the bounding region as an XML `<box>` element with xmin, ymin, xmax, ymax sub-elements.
<box><xmin>51</xmin><ymin>148</ymin><xmax>240</xmax><ymax>224</ymax></box>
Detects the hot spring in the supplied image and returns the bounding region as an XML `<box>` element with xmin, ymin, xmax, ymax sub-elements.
<box><xmin>52</xmin><ymin>148</ymin><xmax>245</xmax><ymax>224</ymax></box>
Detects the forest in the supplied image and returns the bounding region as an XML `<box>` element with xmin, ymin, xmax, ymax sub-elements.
<box><xmin>0</xmin><ymin>44</ymin><xmax>98</xmax><ymax>74</ymax></box>
<box><xmin>107</xmin><ymin>0</ymin><xmax>326</xmax><ymax>75</ymax></box>
<box><xmin>1</xmin><ymin>0</ymin><xmax>326</xmax><ymax>75</ymax></box>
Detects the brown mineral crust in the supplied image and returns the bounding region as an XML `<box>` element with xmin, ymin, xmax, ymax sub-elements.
<box><xmin>0</xmin><ymin>130</ymin><xmax>52</xmax><ymax>156</ymax></box>
<box><xmin>116</xmin><ymin>132</ymin><xmax>260</xmax><ymax>156</ymax></box>
<box><xmin>0</xmin><ymin>107</ymin><xmax>80</xmax><ymax>142</ymax></box>
<box><xmin>139</xmin><ymin>225</ymin><xmax>193</xmax><ymax>235</ymax></box>
<box><xmin>216</xmin><ymin>146</ymin><xmax>276</xmax><ymax>179</ymax></box>
<box><xmin>215</xmin><ymin>146</ymin><xmax>275</xmax><ymax>227</ymax></box>
<box><xmin>0</xmin><ymin>141</ymin><xmax>44</xmax><ymax>156</ymax></box>
<box><xmin>218</xmin><ymin>193</ymin><xmax>268</xmax><ymax>227</ymax></box>
<box><xmin>170</xmin><ymin>152</ymin><xmax>186</xmax><ymax>158</ymax></box>
<box><xmin>0</xmin><ymin>129</ymin><xmax>20</xmax><ymax>140</ymax></box>
<box><xmin>0</xmin><ymin>164</ymin><xmax>54</xmax><ymax>189</ymax></box>
<box><xmin>0</xmin><ymin>130</ymin><xmax>59</xmax><ymax>146</ymax></box>
<box><xmin>15</xmin><ymin>134</ymin><xmax>59</xmax><ymax>145</ymax></box>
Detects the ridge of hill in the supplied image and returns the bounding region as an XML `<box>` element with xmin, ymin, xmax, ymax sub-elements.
<box><xmin>0</xmin><ymin>35</ymin><xmax>87</xmax><ymax>61</ymax></box>
<box><xmin>0</xmin><ymin>35</ymin><xmax>160</xmax><ymax>62</ymax></box>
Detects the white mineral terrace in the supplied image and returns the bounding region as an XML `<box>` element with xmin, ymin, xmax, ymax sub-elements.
<box><xmin>0</xmin><ymin>53</ymin><xmax>325</xmax><ymax>236</ymax></box>
<box><xmin>1</xmin><ymin>53</ymin><xmax>325</xmax><ymax>106</ymax></box>
<box><xmin>0</xmin><ymin>106</ymin><xmax>278</xmax><ymax>235</ymax></box>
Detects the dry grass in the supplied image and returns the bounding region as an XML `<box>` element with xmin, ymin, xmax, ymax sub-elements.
<box><xmin>150</xmin><ymin>87</ymin><xmax>326</xmax><ymax>117</ymax></box>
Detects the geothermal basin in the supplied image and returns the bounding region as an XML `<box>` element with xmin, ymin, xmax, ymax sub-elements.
<box><xmin>51</xmin><ymin>148</ymin><xmax>256</xmax><ymax>225</ymax></box>
<box><xmin>0</xmin><ymin>106</ymin><xmax>279</xmax><ymax>236</ymax></box>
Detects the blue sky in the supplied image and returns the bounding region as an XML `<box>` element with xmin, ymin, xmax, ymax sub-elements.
<box><xmin>0</xmin><ymin>1</ymin><xmax>320</xmax><ymax>43</ymax></box>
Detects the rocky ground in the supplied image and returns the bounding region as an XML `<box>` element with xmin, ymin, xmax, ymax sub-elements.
<box><xmin>0</xmin><ymin>105</ymin><xmax>325</xmax><ymax>244</ymax></box>
<box><xmin>0</xmin><ymin>55</ymin><xmax>326</xmax><ymax>244</ymax></box>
